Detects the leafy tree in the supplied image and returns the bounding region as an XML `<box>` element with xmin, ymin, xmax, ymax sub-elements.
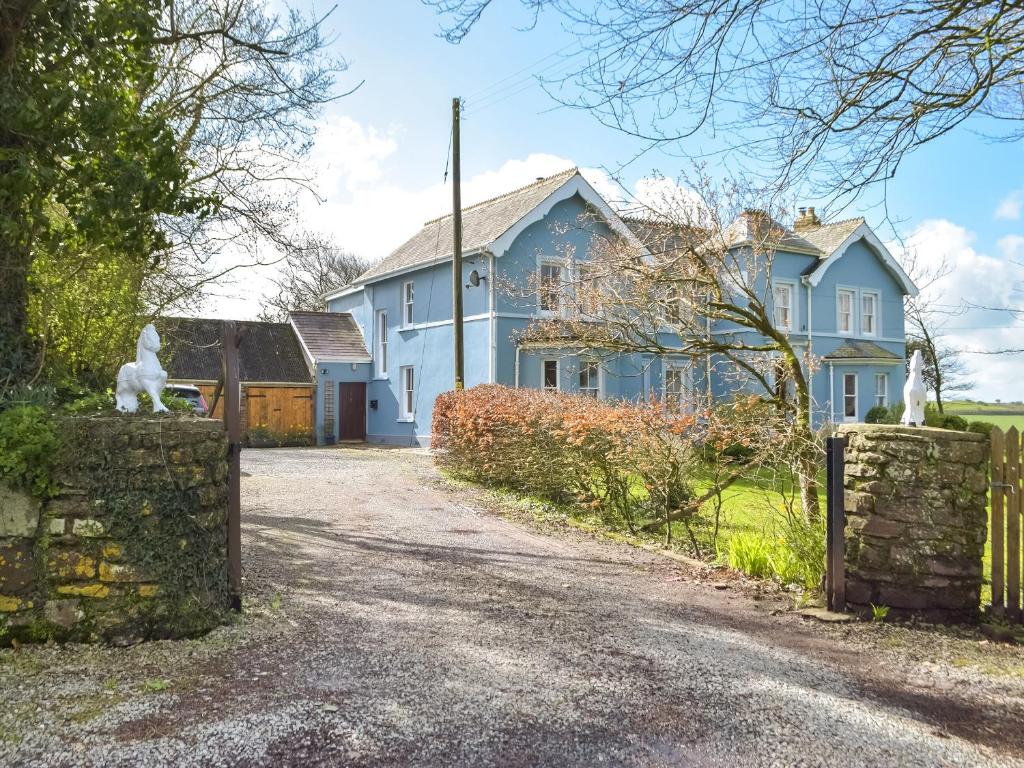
<box><xmin>0</xmin><ymin>0</ymin><xmax>193</xmax><ymax>388</ymax></box>
<box><xmin>259</xmin><ymin>234</ymin><xmax>369</xmax><ymax>322</ymax></box>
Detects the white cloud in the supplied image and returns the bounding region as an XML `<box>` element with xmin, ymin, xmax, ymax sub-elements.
<box><xmin>995</xmin><ymin>190</ymin><xmax>1022</xmax><ymax>221</ymax></box>
<box><xmin>894</xmin><ymin>219</ymin><xmax>1024</xmax><ymax>401</ymax></box>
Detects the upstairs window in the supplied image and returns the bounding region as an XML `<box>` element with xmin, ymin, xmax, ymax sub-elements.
<box><xmin>403</xmin><ymin>281</ymin><xmax>414</xmax><ymax>327</ymax></box>
<box><xmin>539</xmin><ymin>262</ymin><xmax>563</xmax><ymax>314</ymax></box>
<box><xmin>862</xmin><ymin>292</ymin><xmax>878</xmax><ymax>336</ymax></box>
<box><xmin>577</xmin><ymin>264</ymin><xmax>598</xmax><ymax>316</ymax></box>
<box><xmin>376</xmin><ymin>311</ymin><xmax>388</xmax><ymax>378</ymax></box>
<box><xmin>875</xmin><ymin>373</ymin><xmax>887</xmax><ymax>408</ymax></box>
<box><xmin>542</xmin><ymin>359</ymin><xmax>559</xmax><ymax>391</ymax></box>
<box><xmin>579</xmin><ymin>361</ymin><xmax>600</xmax><ymax>398</ymax></box>
<box><xmin>773</xmin><ymin>283</ymin><xmax>793</xmax><ymax>332</ymax></box>
<box><xmin>838</xmin><ymin>289</ymin><xmax>855</xmax><ymax>334</ymax></box>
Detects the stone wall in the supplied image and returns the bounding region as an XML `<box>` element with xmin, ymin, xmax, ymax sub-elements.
<box><xmin>0</xmin><ymin>416</ymin><xmax>230</xmax><ymax>644</ymax></box>
<box><xmin>838</xmin><ymin>424</ymin><xmax>988</xmax><ymax>623</ymax></box>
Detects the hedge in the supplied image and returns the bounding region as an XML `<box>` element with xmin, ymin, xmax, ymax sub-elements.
<box><xmin>433</xmin><ymin>385</ymin><xmax>720</xmax><ymax>532</ymax></box>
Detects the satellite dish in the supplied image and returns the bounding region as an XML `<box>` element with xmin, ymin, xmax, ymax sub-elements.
<box><xmin>467</xmin><ymin>269</ymin><xmax>486</xmax><ymax>288</ymax></box>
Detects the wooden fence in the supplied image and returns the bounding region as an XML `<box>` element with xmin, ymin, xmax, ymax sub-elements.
<box><xmin>991</xmin><ymin>426</ymin><xmax>1023</xmax><ymax>621</ymax></box>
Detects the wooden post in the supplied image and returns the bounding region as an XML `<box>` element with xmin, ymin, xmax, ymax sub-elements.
<box><xmin>825</xmin><ymin>435</ymin><xmax>846</xmax><ymax>612</ymax></box>
<box><xmin>451</xmin><ymin>96</ymin><xmax>465</xmax><ymax>391</ymax></box>
<box><xmin>1007</xmin><ymin>426</ymin><xmax>1021</xmax><ymax>622</ymax></box>
<box><xmin>992</xmin><ymin>428</ymin><xmax>1005</xmax><ymax>616</ymax></box>
<box><xmin>223</xmin><ymin>321</ymin><xmax>243</xmax><ymax>611</ymax></box>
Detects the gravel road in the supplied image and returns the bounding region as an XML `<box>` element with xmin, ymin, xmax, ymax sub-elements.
<box><xmin>2</xmin><ymin>446</ymin><xmax>1023</xmax><ymax>767</ymax></box>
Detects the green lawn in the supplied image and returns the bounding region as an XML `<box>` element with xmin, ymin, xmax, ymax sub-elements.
<box><xmin>945</xmin><ymin>401</ymin><xmax>1024</xmax><ymax>432</ymax></box>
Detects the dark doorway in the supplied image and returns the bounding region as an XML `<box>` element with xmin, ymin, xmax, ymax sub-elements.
<box><xmin>338</xmin><ymin>382</ymin><xmax>366</xmax><ymax>441</ymax></box>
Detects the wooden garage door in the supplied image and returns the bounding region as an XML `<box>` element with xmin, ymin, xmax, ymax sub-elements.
<box><xmin>245</xmin><ymin>386</ymin><xmax>314</xmax><ymax>437</ymax></box>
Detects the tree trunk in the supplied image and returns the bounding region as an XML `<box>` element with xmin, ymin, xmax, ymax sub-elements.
<box><xmin>0</xmin><ymin>240</ymin><xmax>34</xmax><ymax>386</ymax></box>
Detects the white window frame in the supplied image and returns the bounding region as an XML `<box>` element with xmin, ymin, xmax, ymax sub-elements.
<box><xmin>663</xmin><ymin>364</ymin><xmax>692</xmax><ymax>412</ymax></box>
<box><xmin>861</xmin><ymin>291</ymin><xmax>879</xmax><ymax>337</ymax></box>
<box><xmin>399</xmin><ymin>366</ymin><xmax>415</xmax><ymax>421</ymax></box>
<box><xmin>576</xmin><ymin>263</ymin><xmax>597</xmax><ymax>317</ymax></box>
<box><xmin>772</xmin><ymin>280</ymin><xmax>795</xmax><ymax>333</ymax></box>
<box><xmin>538</xmin><ymin>259</ymin><xmax>564</xmax><ymax>316</ymax></box>
<box><xmin>402</xmin><ymin>281</ymin><xmax>414</xmax><ymax>328</ymax></box>
<box><xmin>837</xmin><ymin>288</ymin><xmax>856</xmax><ymax>336</ymax></box>
<box><xmin>843</xmin><ymin>373</ymin><xmax>858</xmax><ymax>422</ymax></box>
<box><xmin>375</xmin><ymin>310</ymin><xmax>388</xmax><ymax>379</ymax></box>
<box><xmin>578</xmin><ymin>360</ymin><xmax>602</xmax><ymax>398</ymax></box>
<box><xmin>874</xmin><ymin>373</ymin><xmax>887</xmax><ymax>408</ymax></box>
<box><xmin>542</xmin><ymin>359</ymin><xmax>560</xmax><ymax>391</ymax></box>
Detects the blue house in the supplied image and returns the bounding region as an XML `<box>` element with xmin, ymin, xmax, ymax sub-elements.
<box><xmin>293</xmin><ymin>168</ymin><xmax>916</xmax><ymax>446</ymax></box>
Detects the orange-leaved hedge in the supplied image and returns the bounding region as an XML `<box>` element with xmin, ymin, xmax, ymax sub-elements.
<box><xmin>432</xmin><ymin>384</ymin><xmax>704</xmax><ymax>532</ymax></box>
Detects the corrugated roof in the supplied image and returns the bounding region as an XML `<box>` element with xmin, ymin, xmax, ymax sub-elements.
<box><xmin>356</xmin><ymin>167</ymin><xmax>579</xmax><ymax>284</ymax></box>
<box><xmin>160</xmin><ymin>318</ymin><xmax>312</xmax><ymax>383</ymax></box>
<box><xmin>289</xmin><ymin>312</ymin><xmax>370</xmax><ymax>362</ymax></box>
<box><xmin>798</xmin><ymin>218</ymin><xmax>865</xmax><ymax>257</ymax></box>
<box><xmin>824</xmin><ymin>340</ymin><xmax>902</xmax><ymax>360</ymax></box>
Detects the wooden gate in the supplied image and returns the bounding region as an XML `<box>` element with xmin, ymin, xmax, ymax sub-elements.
<box><xmin>245</xmin><ymin>386</ymin><xmax>314</xmax><ymax>439</ymax></box>
<box><xmin>991</xmin><ymin>426</ymin><xmax>1022</xmax><ymax>622</ymax></box>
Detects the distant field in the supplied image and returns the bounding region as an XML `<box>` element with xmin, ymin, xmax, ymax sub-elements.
<box><xmin>945</xmin><ymin>401</ymin><xmax>1024</xmax><ymax>431</ymax></box>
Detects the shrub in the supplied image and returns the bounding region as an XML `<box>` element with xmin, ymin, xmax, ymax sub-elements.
<box><xmin>724</xmin><ymin>532</ymin><xmax>772</xmax><ymax>579</ymax></box>
<box><xmin>0</xmin><ymin>406</ymin><xmax>59</xmax><ymax>497</ymax></box>
<box><xmin>967</xmin><ymin>421</ymin><xmax>996</xmax><ymax>438</ymax></box>
<box><xmin>864</xmin><ymin>405</ymin><xmax>890</xmax><ymax>424</ymax></box>
<box><xmin>940</xmin><ymin>414</ymin><xmax>968</xmax><ymax>431</ymax></box>
<box><xmin>433</xmin><ymin>385</ymin><xmax>701</xmax><ymax>533</ymax></box>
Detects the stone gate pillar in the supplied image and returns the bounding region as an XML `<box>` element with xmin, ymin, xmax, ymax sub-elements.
<box><xmin>837</xmin><ymin>424</ymin><xmax>989</xmax><ymax>623</ymax></box>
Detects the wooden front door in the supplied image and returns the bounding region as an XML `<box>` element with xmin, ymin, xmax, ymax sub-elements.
<box><xmin>338</xmin><ymin>382</ymin><xmax>366</xmax><ymax>441</ymax></box>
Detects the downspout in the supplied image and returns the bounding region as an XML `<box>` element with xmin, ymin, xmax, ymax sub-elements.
<box><xmin>488</xmin><ymin>250</ymin><xmax>497</xmax><ymax>383</ymax></box>
<box><xmin>828</xmin><ymin>361</ymin><xmax>835</xmax><ymax>424</ymax></box>
<box><xmin>802</xmin><ymin>276</ymin><xmax>813</xmax><ymax>426</ymax></box>
<box><xmin>705</xmin><ymin>294</ymin><xmax>712</xmax><ymax>400</ymax></box>
<box><xmin>514</xmin><ymin>344</ymin><xmax>521</xmax><ymax>388</ymax></box>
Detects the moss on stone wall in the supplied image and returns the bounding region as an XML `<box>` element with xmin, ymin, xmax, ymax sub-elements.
<box><xmin>0</xmin><ymin>415</ymin><xmax>230</xmax><ymax>645</ymax></box>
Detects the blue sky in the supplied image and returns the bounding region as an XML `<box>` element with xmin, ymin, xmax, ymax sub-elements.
<box><xmin>214</xmin><ymin>0</ymin><xmax>1024</xmax><ymax>400</ymax></box>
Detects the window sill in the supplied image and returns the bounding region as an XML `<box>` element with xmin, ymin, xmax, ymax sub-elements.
<box><xmin>373</xmin><ymin>375</ymin><xmax>389</xmax><ymax>381</ymax></box>
<box><xmin>397</xmin><ymin>417</ymin><xmax>415</xmax><ymax>423</ymax></box>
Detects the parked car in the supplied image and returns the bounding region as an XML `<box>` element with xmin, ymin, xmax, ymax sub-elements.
<box><xmin>165</xmin><ymin>384</ymin><xmax>209</xmax><ymax>416</ymax></box>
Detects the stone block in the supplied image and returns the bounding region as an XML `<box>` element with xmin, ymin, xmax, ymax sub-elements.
<box><xmin>0</xmin><ymin>595</ymin><xmax>29</xmax><ymax>612</ymax></box>
<box><xmin>0</xmin><ymin>541</ymin><xmax>35</xmax><ymax>593</ymax></box>
<box><xmin>861</xmin><ymin>518</ymin><xmax>903</xmax><ymax>539</ymax></box>
<box><xmin>0</xmin><ymin>485</ymin><xmax>40</xmax><ymax>537</ymax></box>
<box><xmin>56</xmin><ymin>583</ymin><xmax>109</xmax><ymax>598</ymax></box>
<box><xmin>48</xmin><ymin>549</ymin><xmax>98</xmax><ymax>580</ymax></box>
<box><xmin>43</xmin><ymin>599</ymin><xmax>83</xmax><ymax>630</ymax></box>
<box><xmin>878</xmin><ymin>586</ymin><xmax>931</xmax><ymax>610</ymax></box>
<box><xmin>49</xmin><ymin>517</ymin><xmax>67</xmax><ymax>535</ymax></box>
<box><xmin>99</xmin><ymin>562</ymin><xmax>146</xmax><ymax>583</ymax></box>
<box><xmin>72</xmin><ymin>518</ymin><xmax>105</xmax><ymax>537</ymax></box>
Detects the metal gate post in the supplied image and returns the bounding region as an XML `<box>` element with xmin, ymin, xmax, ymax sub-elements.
<box><xmin>825</xmin><ymin>435</ymin><xmax>847</xmax><ymax>612</ymax></box>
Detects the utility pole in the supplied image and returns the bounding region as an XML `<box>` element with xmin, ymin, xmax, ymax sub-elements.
<box><xmin>452</xmin><ymin>97</ymin><xmax>465</xmax><ymax>391</ymax></box>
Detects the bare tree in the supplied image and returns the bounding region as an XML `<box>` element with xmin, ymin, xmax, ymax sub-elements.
<box><xmin>259</xmin><ymin>234</ymin><xmax>368</xmax><ymax>322</ymax></box>
<box><xmin>901</xmin><ymin>249</ymin><xmax>973</xmax><ymax>412</ymax></box>
<box><xmin>145</xmin><ymin>0</ymin><xmax>357</xmax><ymax>313</ymax></box>
<box><xmin>513</xmin><ymin>172</ymin><xmax>825</xmax><ymax>521</ymax></box>
<box><xmin>426</xmin><ymin>1</ymin><xmax>1024</xmax><ymax>201</ymax></box>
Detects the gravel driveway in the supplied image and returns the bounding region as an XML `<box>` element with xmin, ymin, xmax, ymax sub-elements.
<box><xmin>2</xmin><ymin>446</ymin><xmax>1023</xmax><ymax>767</ymax></box>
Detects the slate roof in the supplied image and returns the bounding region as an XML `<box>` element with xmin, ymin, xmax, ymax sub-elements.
<box><xmin>159</xmin><ymin>317</ymin><xmax>311</xmax><ymax>383</ymax></box>
<box><xmin>798</xmin><ymin>218</ymin><xmax>865</xmax><ymax>257</ymax></box>
<box><xmin>720</xmin><ymin>210</ymin><xmax>822</xmax><ymax>254</ymax></box>
<box><xmin>356</xmin><ymin>167</ymin><xmax>579</xmax><ymax>284</ymax></box>
<box><xmin>622</xmin><ymin>216</ymin><xmax>707</xmax><ymax>257</ymax></box>
<box><xmin>289</xmin><ymin>312</ymin><xmax>370</xmax><ymax>363</ymax></box>
<box><xmin>824</xmin><ymin>340</ymin><xmax>902</xmax><ymax>360</ymax></box>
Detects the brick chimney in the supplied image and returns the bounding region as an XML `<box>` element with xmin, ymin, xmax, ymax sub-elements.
<box><xmin>794</xmin><ymin>206</ymin><xmax>821</xmax><ymax>232</ymax></box>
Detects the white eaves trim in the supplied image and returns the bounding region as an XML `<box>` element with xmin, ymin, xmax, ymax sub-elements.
<box><xmin>322</xmin><ymin>283</ymin><xmax>364</xmax><ymax>303</ymax></box>
<box><xmin>490</xmin><ymin>173</ymin><xmax>650</xmax><ymax>258</ymax></box>
<box><xmin>806</xmin><ymin>223</ymin><xmax>919</xmax><ymax>297</ymax></box>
